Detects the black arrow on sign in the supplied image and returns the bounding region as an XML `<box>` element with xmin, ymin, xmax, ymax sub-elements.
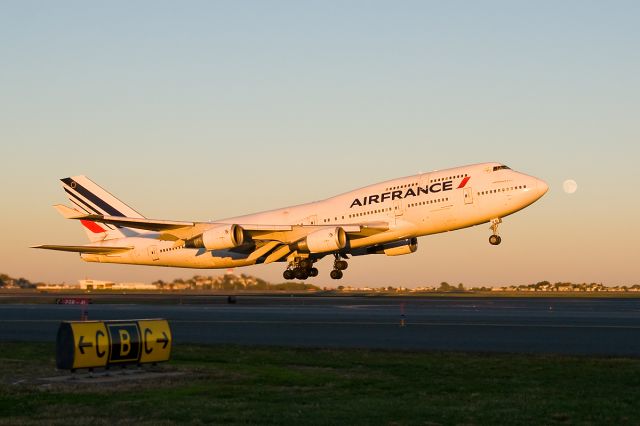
<box><xmin>78</xmin><ymin>335</ymin><xmax>93</xmax><ymax>355</ymax></box>
<box><xmin>156</xmin><ymin>332</ymin><xmax>169</xmax><ymax>349</ymax></box>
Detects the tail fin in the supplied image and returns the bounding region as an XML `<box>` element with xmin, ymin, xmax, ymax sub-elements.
<box><xmin>60</xmin><ymin>175</ymin><xmax>146</xmax><ymax>242</ymax></box>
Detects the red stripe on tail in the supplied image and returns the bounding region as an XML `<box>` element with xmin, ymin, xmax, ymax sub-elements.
<box><xmin>81</xmin><ymin>220</ymin><xmax>106</xmax><ymax>234</ymax></box>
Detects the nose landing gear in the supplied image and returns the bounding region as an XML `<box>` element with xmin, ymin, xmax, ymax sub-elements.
<box><xmin>489</xmin><ymin>218</ymin><xmax>502</xmax><ymax>245</ymax></box>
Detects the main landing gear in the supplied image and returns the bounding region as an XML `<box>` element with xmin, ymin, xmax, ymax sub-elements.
<box><xmin>330</xmin><ymin>254</ymin><xmax>348</xmax><ymax>280</ymax></box>
<box><xmin>283</xmin><ymin>257</ymin><xmax>318</xmax><ymax>281</ymax></box>
<box><xmin>282</xmin><ymin>254</ymin><xmax>349</xmax><ymax>280</ymax></box>
<box><xmin>489</xmin><ymin>218</ymin><xmax>502</xmax><ymax>246</ymax></box>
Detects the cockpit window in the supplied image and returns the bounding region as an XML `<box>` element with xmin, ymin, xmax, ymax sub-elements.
<box><xmin>492</xmin><ymin>165</ymin><xmax>511</xmax><ymax>171</ymax></box>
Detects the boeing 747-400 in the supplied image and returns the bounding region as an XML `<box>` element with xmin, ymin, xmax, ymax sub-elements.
<box><xmin>34</xmin><ymin>162</ymin><xmax>548</xmax><ymax>280</ymax></box>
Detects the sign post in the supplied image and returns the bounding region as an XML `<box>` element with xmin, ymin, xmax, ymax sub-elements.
<box><xmin>55</xmin><ymin>297</ymin><xmax>91</xmax><ymax>320</ymax></box>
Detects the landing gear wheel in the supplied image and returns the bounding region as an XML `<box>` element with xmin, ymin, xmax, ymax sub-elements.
<box><xmin>489</xmin><ymin>218</ymin><xmax>503</xmax><ymax>246</ymax></box>
<box><xmin>309</xmin><ymin>267</ymin><xmax>319</xmax><ymax>277</ymax></box>
<box><xmin>335</xmin><ymin>260</ymin><xmax>348</xmax><ymax>271</ymax></box>
<box><xmin>283</xmin><ymin>270</ymin><xmax>295</xmax><ymax>280</ymax></box>
<box><xmin>294</xmin><ymin>268</ymin><xmax>309</xmax><ymax>280</ymax></box>
<box><xmin>330</xmin><ymin>270</ymin><xmax>343</xmax><ymax>280</ymax></box>
<box><xmin>489</xmin><ymin>235</ymin><xmax>502</xmax><ymax>246</ymax></box>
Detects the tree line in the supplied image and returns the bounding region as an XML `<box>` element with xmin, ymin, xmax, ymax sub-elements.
<box><xmin>0</xmin><ymin>274</ymin><xmax>38</xmax><ymax>288</ymax></box>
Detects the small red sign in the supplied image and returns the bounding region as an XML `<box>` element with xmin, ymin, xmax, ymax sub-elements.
<box><xmin>56</xmin><ymin>297</ymin><xmax>91</xmax><ymax>305</ymax></box>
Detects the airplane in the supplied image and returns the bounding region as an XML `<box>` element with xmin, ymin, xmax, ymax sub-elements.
<box><xmin>33</xmin><ymin>162</ymin><xmax>548</xmax><ymax>280</ymax></box>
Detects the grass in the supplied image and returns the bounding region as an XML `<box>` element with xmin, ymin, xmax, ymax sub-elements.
<box><xmin>1</xmin><ymin>343</ymin><xmax>640</xmax><ymax>425</ymax></box>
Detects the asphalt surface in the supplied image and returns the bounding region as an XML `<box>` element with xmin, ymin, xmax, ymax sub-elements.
<box><xmin>1</xmin><ymin>296</ymin><xmax>639</xmax><ymax>356</ymax></box>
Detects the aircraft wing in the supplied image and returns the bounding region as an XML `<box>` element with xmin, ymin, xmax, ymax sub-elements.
<box><xmin>32</xmin><ymin>245</ymin><xmax>133</xmax><ymax>254</ymax></box>
<box><xmin>241</xmin><ymin>221</ymin><xmax>390</xmax><ymax>263</ymax></box>
<box><xmin>245</xmin><ymin>221</ymin><xmax>388</xmax><ymax>241</ymax></box>
<box><xmin>54</xmin><ymin>205</ymin><xmax>390</xmax><ymax>262</ymax></box>
<box><xmin>341</xmin><ymin>222</ymin><xmax>390</xmax><ymax>238</ymax></box>
<box><xmin>59</xmin><ymin>208</ymin><xmax>389</xmax><ymax>242</ymax></box>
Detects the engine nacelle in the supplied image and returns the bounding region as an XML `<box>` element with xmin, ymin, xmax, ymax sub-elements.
<box><xmin>296</xmin><ymin>227</ymin><xmax>347</xmax><ymax>253</ymax></box>
<box><xmin>186</xmin><ymin>224</ymin><xmax>244</xmax><ymax>250</ymax></box>
<box><xmin>383</xmin><ymin>238</ymin><xmax>418</xmax><ymax>256</ymax></box>
<box><xmin>358</xmin><ymin>238</ymin><xmax>418</xmax><ymax>257</ymax></box>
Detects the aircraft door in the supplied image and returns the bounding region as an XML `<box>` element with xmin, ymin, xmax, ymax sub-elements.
<box><xmin>302</xmin><ymin>215</ymin><xmax>318</xmax><ymax>225</ymax></box>
<box><xmin>463</xmin><ymin>187</ymin><xmax>473</xmax><ymax>204</ymax></box>
<box><xmin>148</xmin><ymin>246</ymin><xmax>159</xmax><ymax>261</ymax></box>
<box><xmin>393</xmin><ymin>198</ymin><xmax>404</xmax><ymax>216</ymax></box>
<box><xmin>419</xmin><ymin>173</ymin><xmax>430</xmax><ymax>188</ymax></box>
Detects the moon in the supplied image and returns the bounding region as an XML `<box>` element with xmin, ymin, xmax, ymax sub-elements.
<box><xmin>563</xmin><ymin>179</ymin><xmax>578</xmax><ymax>194</ymax></box>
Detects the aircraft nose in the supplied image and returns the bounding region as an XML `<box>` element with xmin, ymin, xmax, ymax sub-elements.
<box><xmin>537</xmin><ymin>179</ymin><xmax>549</xmax><ymax>196</ymax></box>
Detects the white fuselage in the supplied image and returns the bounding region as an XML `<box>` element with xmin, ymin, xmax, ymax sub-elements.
<box><xmin>81</xmin><ymin>162</ymin><xmax>547</xmax><ymax>268</ymax></box>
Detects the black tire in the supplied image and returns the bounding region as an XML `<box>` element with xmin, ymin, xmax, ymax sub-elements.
<box><xmin>294</xmin><ymin>268</ymin><xmax>309</xmax><ymax>280</ymax></box>
<box><xmin>489</xmin><ymin>235</ymin><xmax>502</xmax><ymax>245</ymax></box>
<box><xmin>283</xmin><ymin>270</ymin><xmax>294</xmax><ymax>280</ymax></box>
<box><xmin>330</xmin><ymin>269</ymin><xmax>343</xmax><ymax>279</ymax></box>
<box><xmin>309</xmin><ymin>268</ymin><xmax>319</xmax><ymax>277</ymax></box>
<box><xmin>336</xmin><ymin>260</ymin><xmax>348</xmax><ymax>271</ymax></box>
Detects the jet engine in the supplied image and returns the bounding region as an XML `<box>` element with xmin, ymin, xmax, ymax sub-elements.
<box><xmin>383</xmin><ymin>238</ymin><xmax>418</xmax><ymax>256</ymax></box>
<box><xmin>185</xmin><ymin>224</ymin><xmax>244</xmax><ymax>250</ymax></box>
<box><xmin>363</xmin><ymin>238</ymin><xmax>418</xmax><ymax>256</ymax></box>
<box><xmin>296</xmin><ymin>227</ymin><xmax>347</xmax><ymax>253</ymax></box>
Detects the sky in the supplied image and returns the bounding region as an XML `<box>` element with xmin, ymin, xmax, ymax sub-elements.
<box><xmin>1</xmin><ymin>1</ymin><xmax>639</xmax><ymax>287</ymax></box>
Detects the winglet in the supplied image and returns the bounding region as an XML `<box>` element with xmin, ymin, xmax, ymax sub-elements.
<box><xmin>53</xmin><ymin>204</ymin><xmax>86</xmax><ymax>219</ymax></box>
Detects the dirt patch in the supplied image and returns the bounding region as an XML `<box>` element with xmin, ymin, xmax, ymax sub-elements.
<box><xmin>4</xmin><ymin>365</ymin><xmax>194</xmax><ymax>392</ymax></box>
<box><xmin>37</xmin><ymin>370</ymin><xmax>186</xmax><ymax>386</ymax></box>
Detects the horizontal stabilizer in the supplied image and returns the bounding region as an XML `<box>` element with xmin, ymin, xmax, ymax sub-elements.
<box><xmin>68</xmin><ymin>214</ymin><xmax>194</xmax><ymax>232</ymax></box>
<box><xmin>31</xmin><ymin>245</ymin><xmax>133</xmax><ymax>254</ymax></box>
<box><xmin>53</xmin><ymin>204</ymin><xmax>85</xmax><ymax>219</ymax></box>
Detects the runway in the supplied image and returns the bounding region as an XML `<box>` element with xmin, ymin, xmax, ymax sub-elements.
<box><xmin>1</xmin><ymin>296</ymin><xmax>639</xmax><ymax>356</ymax></box>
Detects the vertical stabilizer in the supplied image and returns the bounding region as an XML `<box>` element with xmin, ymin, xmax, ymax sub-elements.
<box><xmin>60</xmin><ymin>175</ymin><xmax>146</xmax><ymax>241</ymax></box>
